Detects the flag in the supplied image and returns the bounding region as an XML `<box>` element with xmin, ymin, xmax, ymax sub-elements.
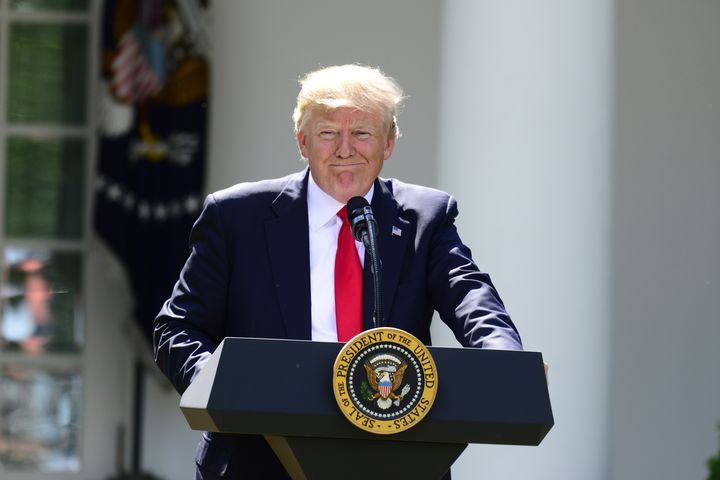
<box><xmin>95</xmin><ymin>0</ymin><xmax>210</xmax><ymax>346</ymax></box>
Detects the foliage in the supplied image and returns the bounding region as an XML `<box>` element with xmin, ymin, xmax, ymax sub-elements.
<box><xmin>708</xmin><ymin>424</ymin><xmax>720</xmax><ymax>480</ymax></box>
<box><xmin>360</xmin><ymin>381</ymin><xmax>374</xmax><ymax>402</ymax></box>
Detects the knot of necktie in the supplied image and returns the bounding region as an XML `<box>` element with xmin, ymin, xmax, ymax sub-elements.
<box><xmin>337</xmin><ymin>207</ymin><xmax>349</xmax><ymax>224</ymax></box>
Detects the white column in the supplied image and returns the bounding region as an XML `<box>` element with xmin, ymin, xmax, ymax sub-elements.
<box><xmin>433</xmin><ymin>1</ymin><xmax>614</xmax><ymax>478</ymax></box>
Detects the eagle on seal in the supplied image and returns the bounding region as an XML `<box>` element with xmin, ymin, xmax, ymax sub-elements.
<box><xmin>364</xmin><ymin>358</ymin><xmax>409</xmax><ymax>410</ymax></box>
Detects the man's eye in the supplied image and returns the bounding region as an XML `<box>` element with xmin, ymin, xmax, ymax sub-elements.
<box><xmin>354</xmin><ymin>131</ymin><xmax>371</xmax><ymax>139</ymax></box>
<box><xmin>319</xmin><ymin>131</ymin><xmax>337</xmax><ymax>139</ymax></box>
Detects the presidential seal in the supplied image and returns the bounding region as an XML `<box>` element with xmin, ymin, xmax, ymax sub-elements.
<box><xmin>332</xmin><ymin>327</ymin><xmax>438</xmax><ymax>434</ymax></box>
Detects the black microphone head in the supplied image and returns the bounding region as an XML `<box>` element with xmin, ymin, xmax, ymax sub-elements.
<box><xmin>346</xmin><ymin>196</ymin><xmax>369</xmax><ymax>214</ymax></box>
<box><xmin>346</xmin><ymin>196</ymin><xmax>371</xmax><ymax>242</ymax></box>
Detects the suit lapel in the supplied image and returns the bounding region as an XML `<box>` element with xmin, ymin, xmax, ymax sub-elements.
<box><xmin>265</xmin><ymin>170</ymin><xmax>312</xmax><ymax>340</ymax></box>
<box><xmin>362</xmin><ymin>178</ymin><xmax>410</xmax><ymax>329</ymax></box>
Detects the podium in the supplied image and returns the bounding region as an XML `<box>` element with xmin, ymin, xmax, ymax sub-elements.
<box><xmin>180</xmin><ymin>337</ymin><xmax>553</xmax><ymax>479</ymax></box>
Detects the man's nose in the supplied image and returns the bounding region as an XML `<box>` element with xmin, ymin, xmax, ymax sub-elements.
<box><xmin>335</xmin><ymin>131</ymin><xmax>354</xmax><ymax>158</ymax></box>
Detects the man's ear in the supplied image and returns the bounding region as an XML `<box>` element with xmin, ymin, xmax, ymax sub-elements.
<box><xmin>383</xmin><ymin>135</ymin><xmax>396</xmax><ymax>161</ymax></box>
<box><xmin>296</xmin><ymin>130</ymin><xmax>309</xmax><ymax>159</ymax></box>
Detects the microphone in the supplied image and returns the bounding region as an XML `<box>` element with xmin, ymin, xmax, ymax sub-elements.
<box><xmin>347</xmin><ymin>196</ymin><xmax>376</xmax><ymax>246</ymax></box>
<box><xmin>345</xmin><ymin>196</ymin><xmax>384</xmax><ymax>328</ymax></box>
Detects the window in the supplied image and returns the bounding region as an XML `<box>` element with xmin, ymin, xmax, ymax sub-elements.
<box><xmin>0</xmin><ymin>0</ymin><xmax>92</xmax><ymax>475</ymax></box>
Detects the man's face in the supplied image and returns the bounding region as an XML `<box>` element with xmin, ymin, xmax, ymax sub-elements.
<box><xmin>296</xmin><ymin>107</ymin><xmax>395</xmax><ymax>204</ymax></box>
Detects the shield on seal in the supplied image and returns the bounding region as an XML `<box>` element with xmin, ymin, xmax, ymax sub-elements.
<box><xmin>379</xmin><ymin>378</ymin><xmax>392</xmax><ymax>399</ymax></box>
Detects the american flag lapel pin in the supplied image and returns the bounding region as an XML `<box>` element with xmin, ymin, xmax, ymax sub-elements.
<box><xmin>392</xmin><ymin>226</ymin><xmax>402</xmax><ymax>237</ymax></box>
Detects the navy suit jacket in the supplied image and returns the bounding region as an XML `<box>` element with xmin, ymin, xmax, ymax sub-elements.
<box><xmin>154</xmin><ymin>169</ymin><xmax>522</xmax><ymax>478</ymax></box>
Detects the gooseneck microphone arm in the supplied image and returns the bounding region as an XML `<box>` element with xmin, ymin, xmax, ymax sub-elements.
<box><xmin>346</xmin><ymin>197</ymin><xmax>384</xmax><ymax>329</ymax></box>
<box><xmin>365</xmin><ymin>215</ymin><xmax>383</xmax><ymax>329</ymax></box>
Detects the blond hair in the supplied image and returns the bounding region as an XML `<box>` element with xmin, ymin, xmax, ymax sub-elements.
<box><xmin>293</xmin><ymin>64</ymin><xmax>404</xmax><ymax>139</ymax></box>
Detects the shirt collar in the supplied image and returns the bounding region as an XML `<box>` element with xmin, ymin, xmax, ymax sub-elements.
<box><xmin>307</xmin><ymin>172</ymin><xmax>375</xmax><ymax>231</ymax></box>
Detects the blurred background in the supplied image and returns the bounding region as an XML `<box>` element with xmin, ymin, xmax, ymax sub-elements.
<box><xmin>0</xmin><ymin>1</ymin><xmax>718</xmax><ymax>479</ymax></box>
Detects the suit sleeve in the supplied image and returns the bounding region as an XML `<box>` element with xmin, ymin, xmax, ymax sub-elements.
<box><xmin>427</xmin><ymin>196</ymin><xmax>523</xmax><ymax>350</ymax></box>
<box><xmin>153</xmin><ymin>194</ymin><xmax>230</xmax><ymax>394</ymax></box>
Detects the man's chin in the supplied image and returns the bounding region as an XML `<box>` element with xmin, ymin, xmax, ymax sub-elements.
<box><xmin>326</xmin><ymin>178</ymin><xmax>370</xmax><ymax>203</ymax></box>
<box><xmin>335</xmin><ymin>185</ymin><xmax>373</xmax><ymax>204</ymax></box>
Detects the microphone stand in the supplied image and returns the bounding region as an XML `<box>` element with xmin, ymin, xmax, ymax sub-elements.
<box><xmin>362</xmin><ymin>219</ymin><xmax>384</xmax><ymax>329</ymax></box>
<box><xmin>347</xmin><ymin>198</ymin><xmax>384</xmax><ymax>329</ymax></box>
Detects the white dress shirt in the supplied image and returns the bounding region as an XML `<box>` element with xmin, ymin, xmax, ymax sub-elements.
<box><xmin>307</xmin><ymin>173</ymin><xmax>373</xmax><ymax>341</ymax></box>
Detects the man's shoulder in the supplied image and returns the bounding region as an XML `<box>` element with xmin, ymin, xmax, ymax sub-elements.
<box><xmin>381</xmin><ymin>177</ymin><xmax>450</xmax><ymax>198</ymax></box>
<box><xmin>380</xmin><ymin>177</ymin><xmax>453</xmax><ymax>213</ymax></box>
<box><xmin>209</xmin><ymin>170</ymin><xmax>305</xmax><ymax>206</ymax></box>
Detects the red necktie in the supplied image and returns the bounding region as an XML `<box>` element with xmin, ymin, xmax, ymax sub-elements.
<box><xmin>335</xmin><ymin>208</ymin><xmax>362</xmax><ymax>341</ymax></box>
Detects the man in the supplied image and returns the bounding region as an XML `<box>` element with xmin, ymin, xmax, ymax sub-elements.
<box><xmin>154</xmin><ymin>64</ymin><xmax>522</xmax><ymax>479</ymax></box>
